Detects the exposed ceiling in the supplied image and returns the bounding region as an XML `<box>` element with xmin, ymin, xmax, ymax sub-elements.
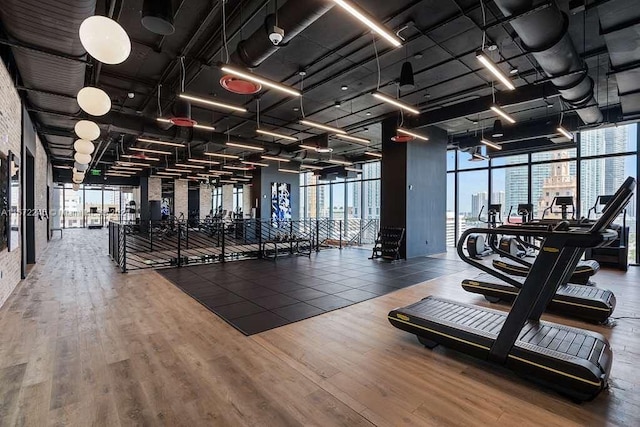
<box><xmin>0</xmin><ymin>0</ymin><xmax>636</xmax><ymax>182</ymax></box>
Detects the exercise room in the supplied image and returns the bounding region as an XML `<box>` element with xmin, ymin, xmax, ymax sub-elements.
<box><xmin>0</xmin><ymin>0</ymin><xmax>639</xmax><ymax>425</ymax></box>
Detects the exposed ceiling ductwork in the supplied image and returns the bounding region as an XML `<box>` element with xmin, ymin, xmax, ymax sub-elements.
<box><xmin>598</xmin><ymin>0</ymin><xmax>640</xmax><ymax>119</ymax></box>
<box><xmin>231</xmin><ymin>0</ymin><xmax>336</xmax><ymax>68</ymax></box>
<box><xmin>492</xmin><ymin>0</ymin><xmax>603</xmax><ymax>124</ymax></box>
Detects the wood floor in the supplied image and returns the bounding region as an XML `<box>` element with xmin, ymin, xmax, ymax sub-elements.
<box><xmin>0</xmin><ymin>229</ymin><xmax>639</xmax><ymax>426</ymax></box>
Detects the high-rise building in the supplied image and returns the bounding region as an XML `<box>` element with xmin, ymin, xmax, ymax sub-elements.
<box><xmin>471</xmin><ymin>191</ymin><xmax>487</xmax><ymax>218</ymax></box>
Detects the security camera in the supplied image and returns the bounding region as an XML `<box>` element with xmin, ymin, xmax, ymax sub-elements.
<box><xmin>269</xmin><ymin>25</ymin><xmax>284</xmax><ymax>45</ymax></box>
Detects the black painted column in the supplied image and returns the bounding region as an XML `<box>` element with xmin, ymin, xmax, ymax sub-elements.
<box><xmin>380</xmin><ymin>117</ymin><xmax>448</xmax><ymax>258</ymax></box>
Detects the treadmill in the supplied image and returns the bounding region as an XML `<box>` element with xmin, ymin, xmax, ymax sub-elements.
<box><xmin>493</xmin><ymin>199</ymin><xmax>600</xmax><ymax>285</ymax></box>
<box><xmin>463</xmin><ymin>200</ymin><xmax>623</xmax><ymax>323</ymax></box>
<box><xmin>388</xmin><ymin>177</ymin><xmax>635</xmax><ymax>402</ymax></box>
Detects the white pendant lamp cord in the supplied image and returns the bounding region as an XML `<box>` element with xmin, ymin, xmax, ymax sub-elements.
<box><xmin>256</xmin><ymin>98</ymin><xmax>261</xmax><ymax>128</ymax></box>
<box><xmin>180</xmin><ymin>56</ymin><xmax>186</xmax><ymax>92</ymax></box>
<box><xmin>157</xmin><ymin>84</ymin><xmax>163</xmax><ymax>116</ymax></box>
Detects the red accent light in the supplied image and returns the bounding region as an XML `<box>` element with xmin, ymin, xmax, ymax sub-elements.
<box><xmin>169</xmin><ymin>117</ymin><xmax>197</xmax><ymax>127</ymax></box>
<box><xmin>220</xmin><ymin>75</ymin><xmax>262</xmax><ymax>95</ymax></box>
<box><xmin>391</xmin><ymin>134</ymin><xmax>414</xmax><ymax>143</ymax></box>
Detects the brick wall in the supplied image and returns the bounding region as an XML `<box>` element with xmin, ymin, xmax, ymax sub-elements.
<box><xmin>0</xmin><ymin>60</ymin><xmax>24</xmax><ymax>307</ymax></box>
<box><xmin>174</xmin><ymin>179</ymin><xmax>188</xmax><ymax>217</ymax></box>
<box><xmin>148</xmin><ymin>177</ymin><xmax>161</xmax><ymax>200</ymax></box>
<box><xmin>243</xmin><ymin>184</ymin><xmax>252</xmax><ymax>215</ymax></box>
<box><xmin>199</xmin><ymin>183</ymin><xmax>211</xmax><ymax>219</ymax></box>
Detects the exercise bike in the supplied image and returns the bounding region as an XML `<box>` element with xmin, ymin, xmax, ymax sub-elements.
<box><xmin>466</xmin><ymin>204</ymin><xmax>501</xmax><ymax>259</ymax></box>
<box><xmin>499</xmin><ymin>203</ymin><xmax>537</xmax><ymax>258</ymax></box>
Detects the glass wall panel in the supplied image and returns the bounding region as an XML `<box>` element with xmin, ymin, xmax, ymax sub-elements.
<box><xmin>581</xmin><ymin>124</ymin><xmax>637</xmax><ymax>156</ymax></box>
<box><xmin>317</xmin><ymin>183</ymin><xmax>330</xmax><ymax>218</ymax></box>
<box><xmin>457</xmin><ymin>169</ymin><xmax>488</xmax><ymax>240</ymax></box>
<box><xmin>447</xmin><ymin>150</ymin><xmax>456</xmax><ymax>171</ymax></box>
<box><xmin>492</xmin><ymin>165</ymin><xmax>529</xmax><ymax>222</ymax></box>
<box><xmin>84</xmin><ymin>186</ymin><xmax>103</xmax><ymax>227</ymax></box>
<box><xmin>63</xmin><ymin>184</ymin><xmax>84</xmax><ymax>228</ymax></box>
<box><xmin>346</xmin><ymin>179</ymin><xmax>361</xmax><ymax>220</ymax></box>
<box><xmin>532</xmin><ymin>148</ymin><xmax>576</xmax><ymax>162</ymax></box>
<box><xmin>531</xmin><ymin>152</ymin><xmax>577</xmax><ymax>219</ymax></box>
<box><xmin>331</xmin><ymin>179</ymin><xmax>345</xmax><ymax>221</ymax></box>
<box><xmin>363</xmin><ymin>178</ymin><xmax>380</xmax><ymax>219</ymax></box>
<box><xmin>104</xmin><ymin>187</ymin><xmax>120</xmax><ymax>223</ymax></box>
<box><xmin>491</xmin><ymin>154</ymin><xmax>528</xmax><ymax>167</ymax></box>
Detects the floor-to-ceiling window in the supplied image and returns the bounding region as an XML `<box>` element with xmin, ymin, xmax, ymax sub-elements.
<box><xmin>445</xmin><ymin>123</ymin><xmax>639</xmax><ymax>264</ymax></box>
<box><xmin>232</xmin><ymin>186</ymin><xmax>243</xmax><ymax>215</ymax></box>
<box><xmin>56</xmin><ymin>184</ymin><xmax>139</xmax><ymax>228</ymax></box>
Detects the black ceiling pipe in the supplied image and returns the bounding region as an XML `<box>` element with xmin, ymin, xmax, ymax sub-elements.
<box><xmin>230</xmin><ymin>0</ymin><xmax>336</xmax><ymax>68</ymax></box>
<box><xmin>491</xmin><ymin>0</ymin><xmax>602</xmax><ymax>124</ymax></box>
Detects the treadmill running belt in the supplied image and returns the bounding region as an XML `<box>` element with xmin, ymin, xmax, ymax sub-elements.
<box><xmin>492</xmin><ymin>259</ymin><xmax>599</xmax><ymax>285</ymax></box>
<box><xmin>462</xmin><ymin>273</ymin><xmax>615</xmax><ymax>323</ymax></box>
<box><xmin>389</xmin><ymin>296</ymin><xmax>612</xmax><ymax>401</ymax></box>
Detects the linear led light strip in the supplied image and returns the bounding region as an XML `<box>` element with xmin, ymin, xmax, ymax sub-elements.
<box><xmin>121</xmin><ymin>154</ymin><xmax>160</xmax><ymax>161</ymax></box>
<box><xmin>156</xmin><ymin>118</ymin><xmax>215</xmax><ymax>131</ymax></box>
<box><xmin>225</xmin><ymin>142</ymin><xmax>264</xmax><ymax>151</ymax></box>
<box><xmin>117</xmin><ymin>161</ymin><xmax>152</xmax><ymax>167</ymax></box>
<box><xmin>473</xmin><ymin>152</ymin><xmax>489</xmax><ymax>161</ymax></box>
<box><xmin>164</xmin><ymin>168</ymin><xmax>189</xmax><ymax>173</ymax></box>
<box><xmin>223</xmin><ymin>165</ymin><xmax>253</xmax><ymax>171</ymax></box>
<box><xmin>365</xmin><ymin>151</ymin><xmax>382</xmax><ymax>158</ymax></box>
<box><xmin>242</xmin><ymin>161</ymin><xmax>269</xmax><ymax>167</ymax></box>
<box><xmin>301</xmin><ymin>164</ymin><xmax>324</xmax><ymax>170</ymax></box>
<box><xmin>137</xmin><ymin>137</ymin><xmax>184</xmax><ymax>147</ymax></box>
<box><xmin>219</xmin><ymin>180</ymin><xmax>237</xmax><ymax>184</ymax></box>
<box><xmin>112</xmin><ymin>166</ymin><xmax>143</xmax><ymax>171</ymax></box>
<box><xmin>333</xmin><ymin>134</ymin><xmax>370</xmax><ymax>144</ymax></box>
<box><xmin>179</xmin><ymin>93</ymin><xmax>247</xmax><ymax>113</ymax></box>
<box><xmin>156</xmin><ymin>171</ymin><xmax>183</xmax><ymax>176</ymax></box>
<box><xmin>130</xmin><ymin>147</ymin><xmax>172</xmax><ymax>155</ymax></box>
<box><xmin>345</xmin><ymin>167</ymin><xmax>362</xmax><ymax>173</ymax></box>
<box><xmin>175</xmin><ymin>163</ymin><xmax>204</xmax><ymax>169</ymax></box>
<box><xmin>256</xmin><ymin>129</ymin><xmax>297</xmax><ymax>141</ymax></box>
<box><xmin>490</xmin><ymin>105</ymin><xmax>516</xmax><ymax>124</ymax></box>
<box><xmin>204</xmin><ymin>152</ymin><xmax>240</xmax><ymax>159</ymax></box>
<box><xmin>53</xmin><ymin>165</ymin><xmax>73</xmax><ymax>169</ymax></box>
<box><xmin>229</xmin><ymin>176</ymin><xmax>252</xmax><ymax>181</ymax></box>
<box><xmin>397</xmin><ymin>128</ymin><xmax>428</xmax><ymax>141</ymax></box>
<box><xmin>332</xmin><ymin>0</ymin><xmax>402</xmax><ymax>47</ymax></box>
<box><xmin>557</xmin><ymin>126</ymin><xmax>574</xmax><ymax>140</ymax></box>
<box><xmin>372</xmin><ymin>92</ymin><xmax>420</xmax><ymax>115</ymax></box>
<box><xmin>220</xmin><ymin>65</ymin><xmax>301</xmax><ymax>97</ymax></box>
<box><xmin>278</xmin><ymin>168</ymin><xmax>300</xmax><ymax>174</ymax></box>
<box><xmin>106</xmin><ymin>173</ymin><xmax>132</xmax><ymax>177</ymax></box>
<box><xmin>188</xmin><ymin>158</ymin><xmax>221</xmax><ymax>165</ymax></box>
<box><xmin>299</xmin><ymin>119</ymin><xmax>347</xmax><ymax>135</ymax></box>
<box><xmin>299</xmin><ymin>144</ymin><xmax>319</xmax><ymax>151</ymax></box>
<box><xmin>261</xmin><ymin>155</ymin><xmax>291</xmax><ymax>163</ymax></box>
<box><xmin>476</xmin><ymin>51</ymin><xmax>516</xmax><ymax>91</ymax></box>
<box><xmin>480</xmin><ymin>139</ymin><xmax>502</xmax><ymax>151</ymax></box>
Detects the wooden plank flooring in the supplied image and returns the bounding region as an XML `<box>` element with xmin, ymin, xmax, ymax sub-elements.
<box><xmin>0</xmin><ymin>228</ymin><xmax>639</xmax><ymax>426</ymax></box>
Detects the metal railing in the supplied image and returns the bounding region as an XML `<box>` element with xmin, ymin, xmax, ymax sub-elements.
<box><xmin>107</xmin><ymin>218</ymin><xmax>350</xmax><ymax>272</ymax></box>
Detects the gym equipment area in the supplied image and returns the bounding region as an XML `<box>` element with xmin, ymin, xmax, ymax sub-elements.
<box><xmin>2</xmin><ymin>0</ymin><xmax>640</xmax><ymax>425</ymax></box>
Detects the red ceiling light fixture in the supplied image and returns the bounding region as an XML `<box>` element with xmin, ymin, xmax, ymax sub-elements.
<box><xmin>170</xmin><ymin>57</ymin><xmax>197</xmax><ymax>127</ymax></box>
<box><xmin>391</xmin><ymin>134</ymin><xmax>414</xmax><ymax>143</ymax></box>
<box><xmin>220</xmin><ymin>74</ymin><xmax>262</xmax><ymax>95</ymax></box>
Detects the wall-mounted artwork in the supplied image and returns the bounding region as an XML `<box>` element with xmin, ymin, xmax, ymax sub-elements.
<box><xmin>8</xmin><ymin>151</ymin><xmax>19</xmax><ymax>252</ymax></box>
<box><xmin>271</xmin><ymin>182</ymin><xmax>291</xmax><ymax>227</ymax></box>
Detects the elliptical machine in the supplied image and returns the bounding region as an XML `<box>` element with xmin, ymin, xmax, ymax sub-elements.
<box><xmin>499</xmin><ymin>203</ymin><xmax>536</xmax><ymax>258</ymax></box>
<box><xmin>466</xmin><ymin>204</ymin><xmax>501</xmax><ymax>259</ymax></box>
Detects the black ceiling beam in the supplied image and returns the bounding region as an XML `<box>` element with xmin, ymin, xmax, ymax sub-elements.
<box><xmin>409</xmin><ymin>82</ymin><xmax>558</xmax><ymax>129</ymax></box>
<box><xmin>0</xmin><ymin>37</ymin><xmax>92</xmax><ymax>66</ymax></box>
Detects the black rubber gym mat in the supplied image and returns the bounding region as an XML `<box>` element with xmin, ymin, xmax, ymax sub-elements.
<box><xmin>159</xmin><ymin>249</ymin><xmax>466</xmax><ymax>335</ymax></box>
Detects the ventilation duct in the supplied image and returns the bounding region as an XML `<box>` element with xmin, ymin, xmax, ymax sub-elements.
<box><xmin>597</xmin><ymin>0</ymin><xmax>640</xmax><ymax>118</ymax></box>
<box><xmin>231</xmin><ymin>0</ymin><xmax>336</xmax><ymax>68</ymax></box>
<box><xmin>492</xmin><ymin>0</ymin><xmax>602</xmax><ymax>124</ymax></box>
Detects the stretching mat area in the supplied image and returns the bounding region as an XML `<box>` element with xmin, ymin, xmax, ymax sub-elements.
<box><xmin>159</xmin><ymin>249</ymin><xmax>466</xmax><ymax>335</ymax></box>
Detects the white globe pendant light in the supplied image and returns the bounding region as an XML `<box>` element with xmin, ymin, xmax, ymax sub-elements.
<box><xmin>74</xmin><ymin>152</ymin><xmax>92</xmax><ymax>165</ymax></box>
<box><xmin>74</xmin><ymin>120</ymin><xmax>100</xmax><ymax>140</ymax></box>
<box><xmin>74</xmin><ymin>139</ymin><xmax>95</xmax><ymax>155</ymax></box>
<box><xmin>77</xmin><ymin>87</ymin><xmax>111</xmax><ymax>116</ymax></box>
<box><xmin>73</xmin><ymin>171</ymin><xmax>85</xmax><ymax>181</ymax></box>
<box><xmin>73</xmin><ymin>183</ymin><xmax>80</xmax><ymax>191</ymax></box>
<box><xmin>79</xmin><ymin>16</ymin><xmax>131</xmax><ymax>65</ymax></box>
<box><xmin>74</xmin><ymin>161</ymin><xmax>88</xmax><ymax>172</ymax></box>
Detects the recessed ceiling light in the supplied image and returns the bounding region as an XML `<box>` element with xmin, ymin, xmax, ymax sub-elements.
<box><xmin>366</xmin><ymin>112</ymin><xmax>372</xmax><ymax>116</ymax></box>
<box><xmin>341</xmin><ymin>85</ymin><xmax>348</xmax><ymax>91</ymax></box>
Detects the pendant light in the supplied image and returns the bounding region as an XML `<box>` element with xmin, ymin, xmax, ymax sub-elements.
<box><xmin>74</xmin><ymin>120</ymin><xmax>100</xmax><ymax>140</ymax></box>
<box><xmin>74</xmin><ymin>161</ymin><xmax>88</xmax><ymax>172</ymax></box>
<box><xmin>72</xmin><ymin>183</ymin><xmax>80</xmax><ymax>191</ymax></box>
<box><xmin>74</xmin><ymin>139</ymin><xmax>95</xmax><ymax>155</ymax></box>
<box><xmin>491</xmin><ymin>120</ymin><xmax>504</xmax><ymax>138</ymax></box>
<box><xmin>77</xmin><ymin>87</ymin><xmax>111</xmax><ymax>116</ymax></box>
<box><xmin>74</xmin><ymin>152</ymin><xmax>92</xmax><ymax>165</ymax></box>
<box><xmin>399</xmin><ymin>61</ymin><xmax>415</xmax><ymax>91</ymax></box>
<box><xmin>79</xmin><ymin>16</ymin><xmax>131</xmax><ymax>65</ymax></box>
<box><xmin>141</xmin><ymin>0</ymin><xmax>175</xmax><ymax>35</ymax></box>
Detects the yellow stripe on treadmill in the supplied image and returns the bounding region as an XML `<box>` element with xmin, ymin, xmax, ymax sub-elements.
<box><xmin>462</xmin><ymin>283</ymin><xmax>611</xmax><ymax>312</ymax></box>
<box><xmin>388</xmin><ymin>316</ymin><xmax>490</xmax><ymax>350</ymax></box>
<box><xmin>389</xmin><ymin>316</ymin><xmax>602</xmax><ymax>387</ymax></box>
<box><xmin>507</xmin><ymin>355</ymin><xmax>602</xmax><ymax>387</ymax></box>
